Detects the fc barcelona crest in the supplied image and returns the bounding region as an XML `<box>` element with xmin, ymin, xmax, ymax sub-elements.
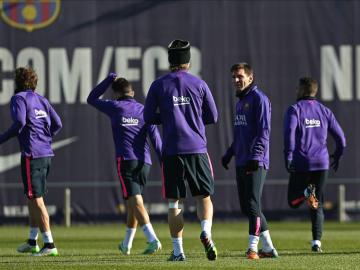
<box><xmin>0</xmin><ymin>0</ymin><xmax>61</xmax><ymax>32</ymax></box>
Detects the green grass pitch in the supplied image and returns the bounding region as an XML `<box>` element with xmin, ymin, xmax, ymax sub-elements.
<box><xmin>1</xmin><ymin>221</ymin><xmax>360</xmax><ymax>270</ymax></box>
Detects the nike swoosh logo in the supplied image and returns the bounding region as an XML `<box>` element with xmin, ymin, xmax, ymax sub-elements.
<box><xmin>0</xmin><ymin>137</ymin><xmax>78</xmax><ymax>174</ymax></box>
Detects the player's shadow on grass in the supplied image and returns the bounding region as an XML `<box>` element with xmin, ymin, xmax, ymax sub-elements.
<box><xmin>0</xmin><ymin>254</ymin><xmax>166</xmax><ymax>264</ymax></box>
<box><xmin>280</xmin><ymin>251</ymin><xmax>360</xmax><ymax>256</ymax></box>
<box><xmin>218</xmin><ymin>250</ymin><xmax>360</xmax><ymax>258</ymax></box>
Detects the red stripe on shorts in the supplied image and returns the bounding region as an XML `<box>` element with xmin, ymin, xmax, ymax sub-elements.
<box><xmin>291</xmin><ymin>196</ymin><xmax>306</xmax><ymax>206</ymax></box>
<box><xmin>116</xmin><ymin>157</ymin><xmax>128</xmax><ymax>198</ymax></box>
<box><xmin>25</xmin><ymin>156</ymin><xmax>34</xmax><ymax>199</ymax></box>
<box><xmin>255</xmin><ymin>216</ymin><xmax>261</xmax><ymax>236</ymax></box>
<box><xmin>161</xmin><ymin>162</ymin><xmax>166</xmax><ymax>198</ymax></box>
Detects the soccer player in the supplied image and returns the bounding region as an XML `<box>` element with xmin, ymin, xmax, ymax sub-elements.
<box><xmin>222</xmin><ymin>63</ymin><xmax>278</xmax><ymax>259</ymax></box>
<box><xmin>0</xmin><ymin>67</ymin><xmax>62</xmax><ymax>256</ymax></box>
<box><xmin>87</xmin><ymin>74</ymin><xmax>162</xmax><ymax>255</ymax></box>
<box><xmin>283</xmin><ymin>77</ymin><xmax>346</xmax><ymax>252</ymax></box>
<box><xmin>144</xmin><ymin>39</ymin><xmax>218</xmax><ymax>261</ymax></box>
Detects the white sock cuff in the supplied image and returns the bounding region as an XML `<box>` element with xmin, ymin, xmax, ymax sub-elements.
<box><xmin>312</xmin><ymin>240</ymin><xmax>321</xmax><ymax>247</ymax></box>
<box><xmin>42</xmin><ymin>231</ymin><xmax>54</xmax><ymax>243</ymax></box>
<box><xmin>201</xmin><ymin>219</ymin><xmax>212</xmax><ymax>235</ymax></box>
<box><xmin>172</xmin><ymin>237</ymin><xmax>184</xmax><ymax>256</ymax></box>
<box><xmin>171</xmin><ymin>237</ymin><xmax>183</xmax><ymax>243</ymax></box>
<box><xmin>142</xmin><ymin>223</ymin><xmax>151</xmax><ymax>229</ymax></box>
<box><xmin>29</xmin><ymin>227</ymin><xmax>39</xmax><ymax>240</ymax></box>
<box><xmin>248</xmin><ymin>235</ymin><xmax>260</xmax><ymax>252</ymax></box>
<box><xmin>260</xmin><ymin>230</ymin><xmax>274</xmax><ymax>251</ymax></box>
<box><xmin>123</xmin><ymin>227</ymin><xmax>136</xmax><ymax>249</ymax></box>
<box><xmin>142</xmin><ymin>223</ymin><xmax>157</xmax><ymax>242</ymax></box>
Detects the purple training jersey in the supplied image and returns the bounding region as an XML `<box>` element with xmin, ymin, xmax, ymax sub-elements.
<box><xmin>223</xmin><ymin>85</ymin><xmax>271</xmax><ymax>168</ymax></box>
<box><xmin>283</xmin><ymin>97</ymin><xmax>346</xmax><ymax>171</ymax></box>
<box><xmin>87</xmin><ymin>74</ymin><xmax>162</xmax><ymax>165</ymax></box>
<box><xmin>0</xmin><ymin>90</ymin><xmax>62</xmax><ymax>158</ymax></box>
<box><xmin>143</xmin><ymin>70</ymin><xmax>218</xmax><ymax>155</ymax></box>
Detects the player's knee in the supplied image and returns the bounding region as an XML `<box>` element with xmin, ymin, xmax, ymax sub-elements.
<box><xmin>134</xmin><ymin>195</ymin><xmax>144</xmax><ymax>204</ymax></box>
<box><xmin>247</xmin><ymin>200</ymin><xmax>260</xmax><ymax>213</ymax></box>
<box><xmin>240</xmin><ymin>205</ymin><xmax>250</xmax><ymax>216</ymax></box>
<box><xmin>29</xmin><ymin>197</ymin><xmax>45</xmax><ymax>208</ymax></box>
<box><xmin>169</xmin><ymin>200</ymin><xmax>179</xmax><ymax>209</ymax></box>
<box><xmin>195</xmin><ymin>195</ymin><xmax>211</xmax><ymax>201</ymax></box>
<box><xmin>169</xmin><ymin>199</ymin><xmax>185</xmax><ymax>210</ymax></box>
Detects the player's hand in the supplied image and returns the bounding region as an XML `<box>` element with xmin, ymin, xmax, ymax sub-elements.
<box><xmin>285</xmin><ymin>159</ymin><xmax>295</xmax><ymax>173</ymax></box>
<box><xmin>330</xmin><ymin>154</ymin><xmax>340</xmax><ymax>172</ymax></box>
<box><xmin>221</xmin><ymin>155</ymin><xmax>232</xmax><ymax>170</ymax></box>
<box><xmin>245</xmin><ymin>160</ymin><xmax>259</xmax><ymax>174</ymax></box>
<box><xmin>109</xmin><ymin>72</ymin><xmax>117</xmax><ymax>80</ymax></box>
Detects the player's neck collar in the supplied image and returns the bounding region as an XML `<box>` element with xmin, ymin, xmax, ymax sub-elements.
<box><xmin>297</xmin><ymin>96</ymin><xmax>316</xmax><ymax>101</ymax></box>
<box><xmin>236</xmin><ymin>83</ymin><xmax>255</xmax><ymax>100</ymax></box>
<box><xmin>117</xmin><ymin>96</ymin><xmax>134</xmax><ymax>101</ymax></box>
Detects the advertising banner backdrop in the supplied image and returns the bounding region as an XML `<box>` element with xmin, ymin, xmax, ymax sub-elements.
<box><xmin>0</xmin><ymin>0</ymin><xmax>359</xmax><ymax>220</ymax></box>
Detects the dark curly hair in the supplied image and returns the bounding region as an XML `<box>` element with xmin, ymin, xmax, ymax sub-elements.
<box><xmin>230</xmin><ymin>62</ymin><xmax>253</xmax><ymax>76</ymax></box>
<box><xmin>299</xmin><ymin>77</ymin><xmax>318</xmax><ymax>96</ymax></box>
<box><xmin>111</xmin><ymin>77</ymin><xmax>133</xmax><ymax>96</ymax></box>
<box><xmin>15</xmin><ymin>67</ymin><xmax>38</xmax><ymax>93</ymax></box>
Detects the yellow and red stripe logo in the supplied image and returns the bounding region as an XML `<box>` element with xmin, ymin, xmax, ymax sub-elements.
<box><xmin>0</xmin><ymin>0</ymin><xmax>61</xmax><ymax>32</ymax></box>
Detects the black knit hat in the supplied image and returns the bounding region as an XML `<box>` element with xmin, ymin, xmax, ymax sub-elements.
<box><xmin>168</xmin><ymin>39</ymin><xmax>191</xmax><ymax>65</ymax></box>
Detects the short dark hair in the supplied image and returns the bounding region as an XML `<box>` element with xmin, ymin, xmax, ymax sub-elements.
<box><xmin>15</xmin><ymin>67</ymin><xmax>38</xmax><ymax>92</ymax></box>
<box><xmin>230</xmin><ymin>62</ymin><xmax>253</xmax><ymax>76</ymax></box>
<box><xmin>111</xmin><ymin>77</ymin><xmax>133</xmax><ymax>96</ymax></box>
<box><xmin>298</xmin><ymin>77</ymin><xmax>318</xmax><ymax>96</ymax></box>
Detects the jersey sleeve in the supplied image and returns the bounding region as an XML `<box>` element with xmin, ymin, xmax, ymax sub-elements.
<box><xmin>147</xmin><ymin>124</ymin><xmax>163</xmax><ymax>162</ymax></box>
<box><xmin>328</xmin><ymin>110</ymin><xmax>346</xmax><ymax>159</ymax></box>
<box><xmin>87</xmin><ymin>73</ymin><xmax>117</xmax><ymax>116</ymax></box>
<box><xmin>201</xmin><ymin>82</ymin><xmax>218</xmax><ymax>125</ymax></box>
<box><xmin>250</xmin><ymin>96</ymin><xmax>271</xmax><ymax>160</ymax></box>
<box><xmin>144</xmin><ymin>82</ymin><xmax>161</xmax><ymax>125</ymax></box>
<box><xmin>48</xmin><ymin>103</ymin><xmax>62</xmax><ymax>137</ymax></box>
<box><xmin>283</xmin><ymin>106</ymin><xmax>297</xmax><ymax>161</ymax></box>
<box><xmin>0</xmin><ymin>96</ymin><xmax>27</xmax><ymax>144</ymax></box>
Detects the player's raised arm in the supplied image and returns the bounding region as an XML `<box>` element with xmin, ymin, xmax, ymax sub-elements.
<box><xmin>87</xmin><ymin>73</ymin><xmax>117</xmax><ymax>115</ymax></box>
<box><xmin>0</xmin><ymin>96</ymin><xmax>26</xmax><ymax>145</ymax></box>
